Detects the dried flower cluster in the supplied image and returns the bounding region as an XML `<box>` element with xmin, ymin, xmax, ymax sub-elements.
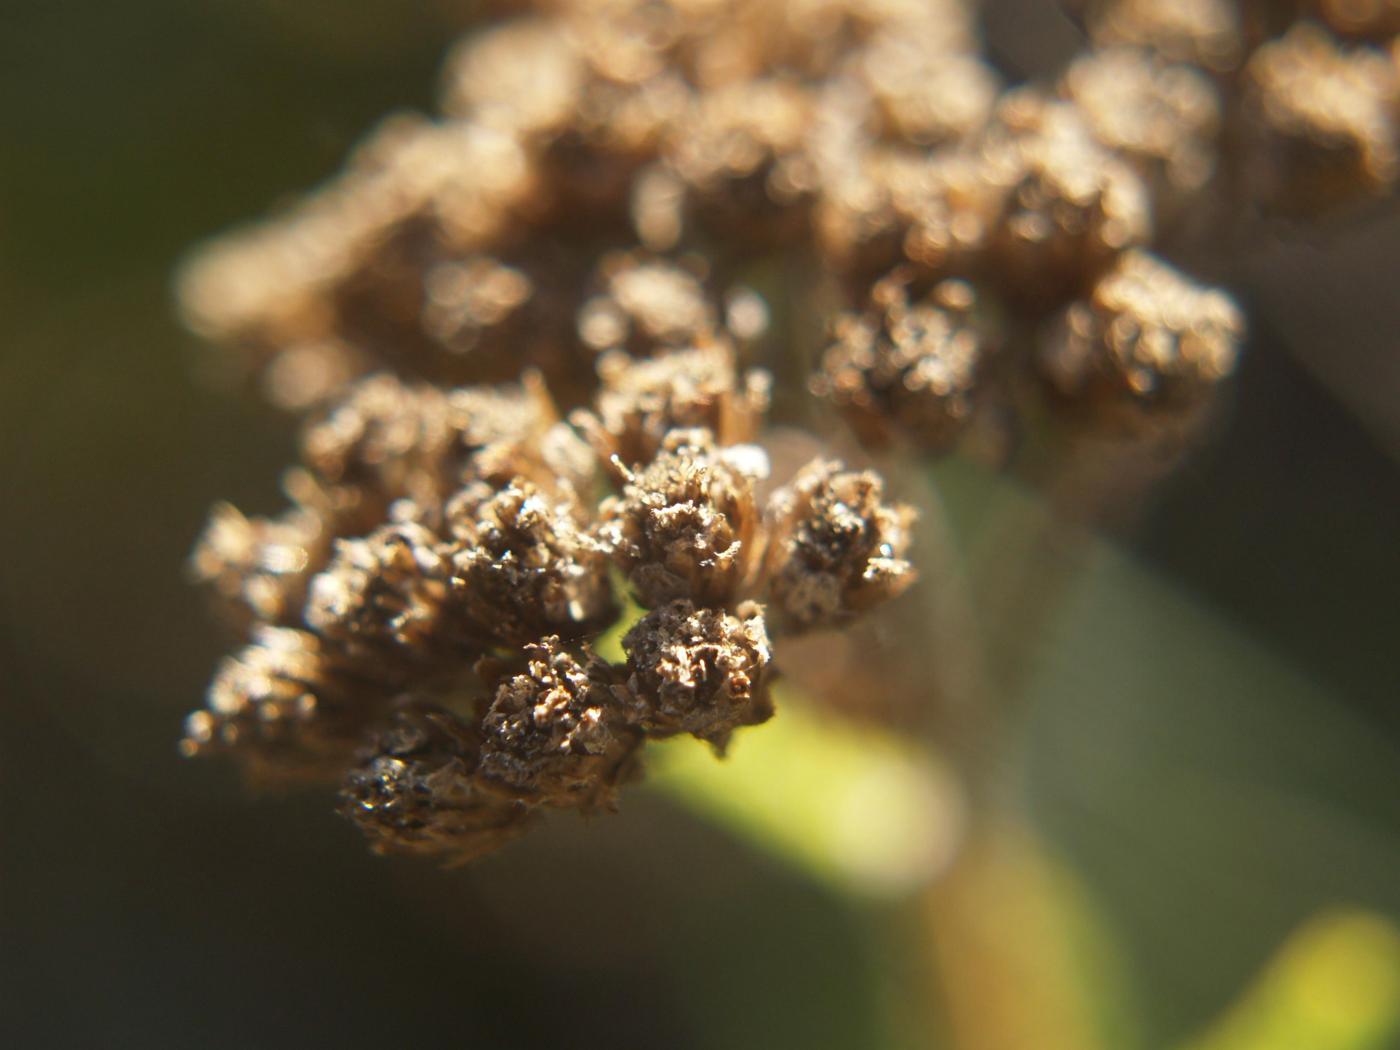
<box><xmin>183</xmin><ymin>353</ymin><xmax>915</xmax><ymax>859</ymax></box>
<box><xmin>180</xmin><ymin>0</ymin><xmax>1398</xmax><ymax>861</ymax></box>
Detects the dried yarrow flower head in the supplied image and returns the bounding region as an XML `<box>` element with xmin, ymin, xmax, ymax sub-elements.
<box><xmin>1038</xmin><ymin>249</ymin><xmax>1245</xmax><ymax>421</ymax></box>
<box><xmin>181</xmin><ymin>0</ymin><xmax>1398</xmax><ymax>861</ymax></box>
<box><xmin>1314</xmin><ymin>0</ymin><xmax>1400</xmax><ymax>40</ymax></box>
<box><xmin>188</xmin><ymin>372</ymin><xmax>558</xmax><ymax>633</ymax></box>
<box><xmin>477</xmin><ymin>637</ymin><xmax>642</xmax><ymax>805</ymax></box>
<box><xmin>981</xmin><ymin>92</ymin><xmax>1155</xmax><ymax>308</ymax></box>
<box><xmin>181</xmin><ymin>627</ymin><xmax>394</xmax><ymax>783</ymax></box>
<box><xmin>341</xmin><ymin>701</ymin><xmax>534</xmax><ymax>862</ymax></box>
<box><xmin>620</xmin><ymin>599</ymin><xmax>774</xmax><ymax>751</ymax></box>
<box><xmin>763</xmin><ymin>460</ymin><xmax>917</xmax><ymax>631</ymax></box>
<box><xmin>443</xmin><ymin>479</ymin><xmax>617</xmax><ymax>646</ymax></box>
<box><xmin>573</xmin><ymin>344</ymin><xmax>772</xmax><ymax>468</ymax></box>
<box><xmin>596</xmin><ymin>429</ymin><xmax>766</xmax><ymax>608</ymax></box>
<box><xmin>1059</xmin><ymin>46</ymin><xmax>1222</xmax><ymax>204</ymax></box>
<box><xmin>183</xmin><ymin>335</ymin><xmax>917</xmax><ymax>858</ymax></box>
<box><xmin>1241</xmin><ymin>23</ymin><xmax>1399</xmax><ymax>215</ymax></box>
<box><xmin>303</xmin><ymin>520</ymin><xmax>453</xmax><ymax>660</ymax></box>
<box><xmin>1074</xmin><ymin>0</ymin><xmax>1244</xmax><ymax>71</ymax></box>
<box><xmin>815</xmin><ymin>270</ymin><xmax>993</xmax><ymax>452</ymax></box>
<box><xmin>576</xmin><ymin>252</ymin><xmax>719</xmax><ymax>357</ymax></box>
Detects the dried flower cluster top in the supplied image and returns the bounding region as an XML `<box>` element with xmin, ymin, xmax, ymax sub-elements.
<box><xmin>180</xmin><ymin>0</ymin><xmax>1398</xmax><ymax>861</ymax></box>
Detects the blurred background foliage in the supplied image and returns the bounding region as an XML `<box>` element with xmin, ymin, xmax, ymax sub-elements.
<box><xmin>3</xmin><ymin>2</ymin><xmax>1400</xmax><ymax>1048</ymax></box>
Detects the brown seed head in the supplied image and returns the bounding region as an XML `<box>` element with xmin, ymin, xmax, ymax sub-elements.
<box><xmin>898</xmin><ymin>151</ymin><xmax>1005</xmax><ymax>280</ymax></box>
<box><xmin>858</xmin><ymin>34</ymin><xmax>999</xmax><ymax>147</ymax></box>
<box><xmin>1061</xmin><ymin>47</ymin><xmax>1221</xmax><ymax>200</ymax></box>
<box><xmin>621</xmin><ymin>598</ymin><xmax>775</xmax><ymax>751</ymax></box>
<box><xmin>340</xmin><ymin>702</ymin><xmax>533</xmax><ymax>862</ymax></box>
<box><xmin>815</xmin><ymin>271</ymin><xmax>990</xmax><ymax>452</ymax></box>
<box><xmin>1038</xmin><ymin>250</ymin><xmax>1244</xmax><ymax>416</ymax></box>
<box><xmin>478</xmin><ymin>637</ymin><xmax>642</xmax><ymax>806</ymax></box>
<box><xmin>304</xmin><ymin>520</ymin><xmax>452</xmax><ymax>660</ymax></box>
<box><xmin>445</xmin><ymin>481</ymin><xmax>617</xmax><ymax>647</ymax></box>
<box><xmin>983</xmin><ymin>93</ymin><xmax>1153</xmax><ymax>307</ymax></box>
<box><xmin>763</xmin><ymin>459</ymin><xmax>917</xmax><ymax>630</ymax></box>
<box><xmin>574</xmin><ymin>344</ymin><xmax>771</xmax><ymax>468</ymax></box>
<box><xmin>181</xmin><ymin>627</ymin><xmax>390</xmax><ymax>783</ymax></box>
<box><xmin>175</xmin><ymin>116</ymin><xmax>544</xmax><ymax>406</ymax></box>
<box><xmin>1081</xmin><ymin>0</ymin><xmax>1242</xmax><ymax>71</ymax></box>
<box><xmin>301</xmin><ymin>375</ymin><xmax>459</xmax><ymax>505</ymax></box>
<box><xmin>596</xmin><ymin>431</ymin><xmax>764</xmax><ymax>608</ymax></box>
<box><xmin>439</xmin><ymin>18</ymin><xmax>584</xmax><ymax>140</ymax></box>
<box><xmin>1242</xmin><ymin>24</ymin><xmax>1399</xmax><ymax>214</ymax></box>
<box><xmin>577</xmin><ymin>252</ymin><xmax>719</xmax><ymax>357</ymax></box>
<box><xmin>1315</xmin><ymin>0</ymin><xmax>1400</xmax><ymax>40</ymax></box>
<box><xmin>189</xmin><ymin>501</ymin><xmax>324</xmax><ymax>629</ymax></box>
<box><xmin>664</xmin><ymin>77</ymin><xmax>818</xmax><ymax>241</ymax></box>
